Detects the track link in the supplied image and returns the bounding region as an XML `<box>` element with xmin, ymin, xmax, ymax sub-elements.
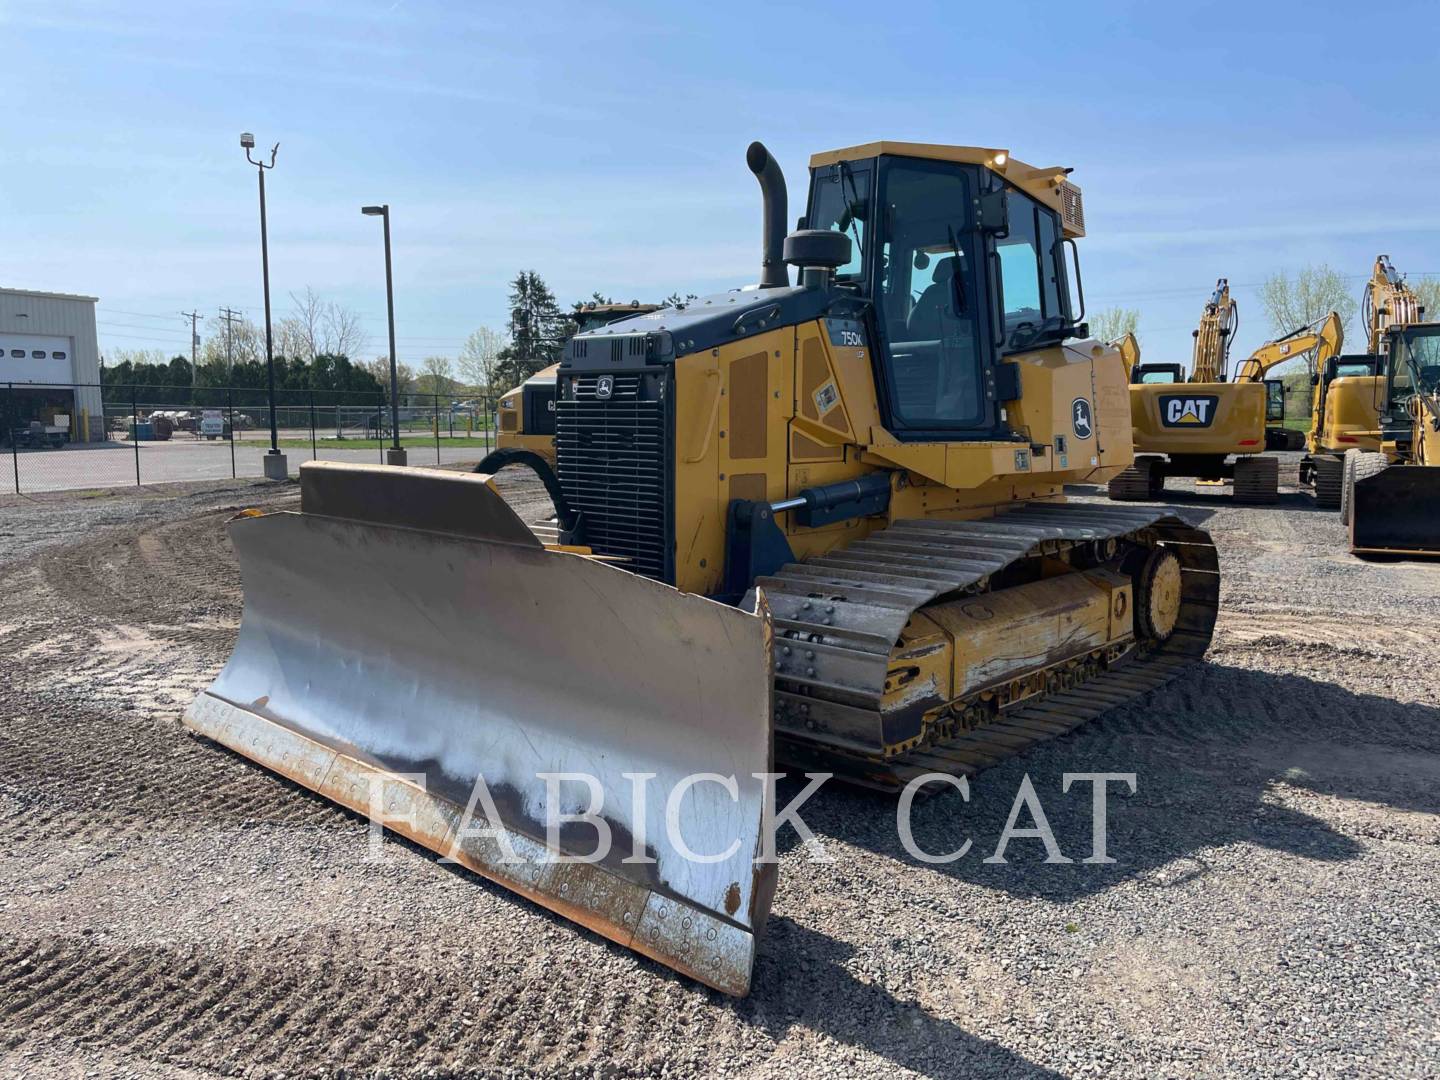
<box><xmin>1233</xmin><ymin>456</ymin><xmax>1280</xmax><ymax>504</ymax></box>
<box><xmin>746</xmin><ymin>503</ymin><xmax>1219</xmax><ymax>789</ymax></box>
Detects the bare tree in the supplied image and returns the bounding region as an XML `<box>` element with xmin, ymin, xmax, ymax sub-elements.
<box><xmin>1411</xmin><ymin>277</ymin><xmax>1440</xmax><ymax>323</ymax></box>
<box><xmin>1259</xmin><ymin>265</ymin><xmax>1358</xmax><ymax>339</ymax></box>
<box><xmin>276</xmin><ymin>287</ymin><xmax>370</xmax><ymax>360</ymax></box>
<box><xmin>458</xmin><ymin>326</ymin><xmax>508</xmax><ymax>393</ymax></box>
<box><xmin>200</xmin><ymin>313</ymin><xmax>263</xmax><ymax>371</ymax></box>
<box><xmin>109</xmin><ymin>348</ymin><xmax>174</xmax><ymax>367</ymax></box>
<box><xmin>1088</xmin><ymin>307</ymin><xmax>1140</xmax><ymax>344</ymax></box>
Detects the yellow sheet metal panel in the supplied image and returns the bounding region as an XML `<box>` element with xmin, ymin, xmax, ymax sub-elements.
<box><xmin>675</xmin><ymin>328</ymin><xmax>792</xmax><ymax>595</ymax></box>
<box><xmin>1130</xmin><ymin>380</ymin><xmax>1267</xmax><ymax>456</ymax></box>
<box><xmin>1314</xmin><ymin>375</ymin><xmax>1383</xmax><ymax>453</ymax></box>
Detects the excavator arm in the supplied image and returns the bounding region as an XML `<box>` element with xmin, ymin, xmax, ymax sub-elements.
<box><xmin>1234</xmin><ymin>311</ymin><xmax>1343</xmax><ymax>383</ymax></box>
<box><xmin>1366</xmin><ymin>254</ymin><xmax>1425</xmax><ymax>354</ymax></box>
<box><xmin>1190</xmin><ymin>278</ymin><xmax>1236</xmax><ymax>383</ymax></box>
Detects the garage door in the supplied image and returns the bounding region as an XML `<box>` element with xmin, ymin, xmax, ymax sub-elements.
<box><xmin>1</xmin><ymin>334</ymin><xmax>73</xmax><ymax>384</ymax></box>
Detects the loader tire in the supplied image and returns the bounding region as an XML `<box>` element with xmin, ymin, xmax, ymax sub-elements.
<box><xmin>1233</xmin><ymin>456</ymin><xmax>1279</xmax><ymax>505</ymax></box>
<box><xmin>1108</xmin><ymin>457</ymin><xmax>1163</xmax><ymax>501</ymax></box>
<box><xmin>1340</xmin><ymin>450</ymin><xmax>1388</xmax><ymax>526</ymax></box>
<box><xmin>1311</xmin><ymin>454</ymin><xmax>1343</xmax><ymax>509</ymax></box>
<box><xmin>474</xmin><ymin>448</ymin><xmax>571</xmax><ymax>530</ymax></box>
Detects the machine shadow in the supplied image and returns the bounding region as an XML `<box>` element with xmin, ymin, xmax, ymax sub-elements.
<box><xmin>785</xmin><ymin>661</ymin><xmax>1439</xmax><ymax>903</ymax></box>
<box><xmin>734</xmin><ymin>918</ymin><xmax>1067</xmax><ymax>1079</ymax></box>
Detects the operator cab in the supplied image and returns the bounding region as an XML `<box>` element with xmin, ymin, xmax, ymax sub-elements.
<box><xmin>1381</xmin><ymin>324</ymin><xmax>1440</xmax><ymax>446</ymax></box>
<box><xmin>1321</xmin><ymin>354</ymin><xmax>1380</xmax><ymax>383</ymax></box>
<box><xmin>804</xmin><ymin>143</ymin><xmax>1087</xmax><ymax>441</ymax></box>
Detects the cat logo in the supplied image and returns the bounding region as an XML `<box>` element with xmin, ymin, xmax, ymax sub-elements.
<box><xmin>1159</xmin><ymin>394</ymin><xmax>1219</xmax><ymax>428</ymax></box>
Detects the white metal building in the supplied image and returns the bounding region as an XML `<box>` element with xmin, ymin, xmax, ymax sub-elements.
<box><xmin>1</xmin><ymin>287</ymin><xmax>103</xmax><ymax>442</ymax></box>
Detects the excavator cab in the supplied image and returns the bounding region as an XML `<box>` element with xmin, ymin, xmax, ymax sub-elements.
<box><xmin>1265</xmin><ymin>380</ymin><xmax>1286</xmax><ymax>422</ymax></box>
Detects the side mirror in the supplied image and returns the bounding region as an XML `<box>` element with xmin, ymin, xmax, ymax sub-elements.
<box><xmin>1310</xmin><ymin>374</ymin><xmax>1320</xmax><ymax>386</ymax></box>
<box><xmin>977</xmin><ymin>188</ymin><xmax>1009</xmax><ymax>235</ymax></box>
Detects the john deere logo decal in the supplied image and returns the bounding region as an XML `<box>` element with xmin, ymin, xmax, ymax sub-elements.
<box><xmin>595</xmin><ymin>375</ymin><xmax>614</xmax><ymax>400</ymax></box>
<box><xmin>1071</xmin><ymin>398</ymin><xmax>1093</xmax><ymax>440</ymax></box>
<box><xmin>1159</xmin><ymin>394</ymin><xmax>1219</xmax><ymax>427</ymax></box>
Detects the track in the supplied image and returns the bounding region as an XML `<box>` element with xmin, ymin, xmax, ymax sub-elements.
<box><xmin>750</xmin><ymin>503</ymin><xmax>1219</xmax><ymax>788</ymax></box>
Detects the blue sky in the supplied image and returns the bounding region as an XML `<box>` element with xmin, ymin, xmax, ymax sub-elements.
<box><xmin>4</xmin><ymin>0</ymin><xmax>1439</xmax><ymax>370</ymax></box>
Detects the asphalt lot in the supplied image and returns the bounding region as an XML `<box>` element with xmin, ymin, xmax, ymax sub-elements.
<box><xmin>4</xmin><ymin>433</ymin><xmax>494</xmax><ymax>493</ymax></box>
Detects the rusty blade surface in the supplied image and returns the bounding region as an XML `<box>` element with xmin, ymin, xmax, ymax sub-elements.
<box><xmin>185</xmin><ymin>468</ymin><xmax>775</xmax><ymax>995</ymax></box>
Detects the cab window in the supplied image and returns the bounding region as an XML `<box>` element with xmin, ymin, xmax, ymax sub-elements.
<box><xmin>807</xmin><ymin>163</ymin><xmax>870</xmax><ymax>282</ymax></box>
<box><xmin>995</xmin><ymin>190</ymin><xmax>1069</xmax><ymax>351</ymax></box>
<box><xmin>873</xmin><ymin>157</ymin><xmax>986</xmax><ymax>430</ymax></box>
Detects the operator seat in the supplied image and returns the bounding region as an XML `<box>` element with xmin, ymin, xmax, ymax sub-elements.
<box><xmin>908</xmin><ymin>256</ymin><xmax>960</xmax><ymax>340</ymax></box>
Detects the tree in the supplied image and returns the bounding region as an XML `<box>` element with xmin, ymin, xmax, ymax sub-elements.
<box><xmin>664</xmin><ymin>291</ymin><xmax>698</xmax><ymax>308</ymax></box>
<box><xmin>201</xmin><ymin>312</ymin><xmax>263</xmax><ymax>374</ymax></box>
<box><xmin>274</xmin><ymin>287</ymin><xmax>369</xmax><ymax>361</ymax></box>
<box><xmin>416</xmin><ymin>355</ymin><xmax>456</xmax><ymax>397</ymax></box>
<box><xmin>362</xmin><ymin>356</ymin><xmax>415</xmax><ymax>398</ymax></box>
<box><xmin>1259</xmin><ymin>264</ymin><xmax>1358</xmax><ymax>340</ymax></box>
<box><xmin>457</xmin><ymin>326</ymin><xmax>508</xmax><ymax>394</ymax></box>
<box><xmin>506</xmin><ymin>271</ymin><xmax>568</xmax><ymax>376</ymax></box>
<box><xmin>1410</xmin><ymin>277</ymin><xmax>1440</xmax><ymax>324</ymax></box>
<box><xmin>1088</xmin><ymin>307</ymin><xmax>1140</xmax><ymax>344</ymax></box>
<box><xmin>1259</xmin><ymin>265</ymin><xmax>1359</xmax><ymax>378</ymax></box>
<box><xmin>572</xmin><ymin>291</ymin><xmax>614</xmax><ymax>311</ymax></box>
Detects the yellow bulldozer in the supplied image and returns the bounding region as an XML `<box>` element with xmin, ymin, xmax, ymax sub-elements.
<box><xmin>186</xmin><ymin>140</ymin><xmax>1219</xmax><ymax>995</ymax></box>
<box><xmin>1109</xmin><ymin>279</ymin><xmax>1343</xmax><ymax>503</ymax></box>
<box><xmin>1340</xmin><ymin>257</ymin><xmax>1440</xmax><ymax>554</ymax></box>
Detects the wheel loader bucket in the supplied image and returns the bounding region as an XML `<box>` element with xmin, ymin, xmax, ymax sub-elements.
<box><xmin>185</xmin><ymin>462</ymin><xmax>777</xmax><ymax>995</ymax></box>
<box><xmin>1351</xmin><ymin>465</ymin><xmax>1440</xmax><ymax>556</ymax></box>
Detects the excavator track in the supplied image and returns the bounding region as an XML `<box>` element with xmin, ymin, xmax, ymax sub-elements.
<box><xmin>745</xmin><ymin>503</ymin><xmax>1219</xmax><ymax>790</ymax></box>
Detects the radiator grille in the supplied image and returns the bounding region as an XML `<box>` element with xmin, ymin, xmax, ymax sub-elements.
<box><xmin>556</xmin><ymin>370</ymin><xmax>670</xmax><ymax>581</ymax></box>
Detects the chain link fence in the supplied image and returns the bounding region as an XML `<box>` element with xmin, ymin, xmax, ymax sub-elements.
<box><xmin>2</xmin><ymin>382</ymin><xmax>498</xmax><ymax>495</ymax></box>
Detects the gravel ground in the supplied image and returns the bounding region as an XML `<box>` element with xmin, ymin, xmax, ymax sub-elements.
<box><xmin>1</xmin><ymin>455</ymin><xmax>1436</xmax><ymax>1078</ymax></box>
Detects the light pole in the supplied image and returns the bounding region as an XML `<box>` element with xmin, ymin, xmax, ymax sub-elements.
<box><xmin>362</xmin><ymin>204</ymin><xmax>405</xmax><ymax>466</ymax></box>
<box><xmin>241</xmin><ymin>131</ymin><xmax>287</xmax><ymax>480</ymax></box>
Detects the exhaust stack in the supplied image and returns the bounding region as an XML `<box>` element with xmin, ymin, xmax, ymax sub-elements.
<box><xmin>746</xmin><ymin>141</ymin><xmax>789</xmax><ymax>289</ymax></box>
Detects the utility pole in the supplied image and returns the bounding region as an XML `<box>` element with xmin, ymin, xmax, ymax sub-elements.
<box><xmin>218</xmin><ymin>307</ymin><xmax>243</xmax><ymax>375</ymax></box>
<box><xmin>181</xmin><ymin>310</ymin><xmax>201</xmax><ymax>389</ymax></box>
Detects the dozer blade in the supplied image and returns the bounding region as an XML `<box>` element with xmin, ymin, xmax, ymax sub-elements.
<box><xmin>1352</xmin><ymin>464</ymin><xmax>1440</xmax><ymax>556</ymax></box>
<box><xmin>185</xmin><ymin>462</ymin><xmax>776</xmax><ymax>995</ymax></box>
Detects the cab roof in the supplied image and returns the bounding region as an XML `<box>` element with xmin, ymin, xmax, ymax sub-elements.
<box><xmin>808</xmin><ymin>141</ymin><xmax>1085</xmax><ymax>238</ymax></box>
